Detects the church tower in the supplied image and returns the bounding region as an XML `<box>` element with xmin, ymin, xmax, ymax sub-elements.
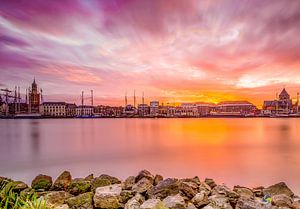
<box><xmin>28</xmin><ymin>78</ymin><xmax>41</xmax><ymax>113</ymax></box>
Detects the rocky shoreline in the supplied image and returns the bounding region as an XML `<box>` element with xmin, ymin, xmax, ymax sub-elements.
<box><xmin>1</xmin><ymin>170</ymin><xmax>299</xmax><ymax>209</ymax></box>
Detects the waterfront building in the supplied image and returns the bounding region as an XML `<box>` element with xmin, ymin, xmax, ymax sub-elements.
<box><xmin>263</xmin><ymin>88</ymin><xmax>293</xmax><ymax>114</ymax></box>
<box><xmin>138</xmin><ymin>104</ymin><xmax>150</xmax><ymax>116</ymax></box>
<box><xmin>214</xmin><ymin>101</ymin><xmax>257</xmax><ymax>116</ymax></box>
<box><xmin>66</xmin><ymin>103</ymin><xmax>77</xmax><ymax>117</ymax></box>
<box><xmin>150</xmin><ymin>101</ymin><xmax>159</xmax><ymax>116</ymax></box>
<box><xmin>76</xmin><ymin>105</ymin><xmax>94</xmax><ymax>117</ymax></box>
<box><xmin>40</xmin><ymin>102</ymin><xmax>66</xmax><ymax>117</ymax></box>
<box><xmin>94</xmin><ymin>105</ymin><xmax>123</xmax><ymax>117</ymax></box>
<box><xmin>28</xmin><ymin>78</ymin><xmax>41</xmax><ymax>113</ymax></box>
<box><xmin>195</xmin><ymin>102</ymin><xmax>216</xmax><ymax>116</ymax></box>
<box><xmin>180</xmin><ymin>103</ymin><xmax>199</xmax><ymax>117</ymax></box>
<box><xmin>123</xmin><ymin>104</ymin><xmax>136</xmax><ymax>116</ymax></box>
<box><xmin>0</xmin><ymin>97</ymin><xmax>6</xmax><ymax>116</ymax></box>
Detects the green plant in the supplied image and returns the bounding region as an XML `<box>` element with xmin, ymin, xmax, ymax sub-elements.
<box><xmin>0</xmin><ymin>182</ymin><xmax>48</xmax><ymax>209</ymax></box>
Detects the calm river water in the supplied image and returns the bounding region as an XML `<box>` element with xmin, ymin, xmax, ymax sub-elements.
<box><xmin>0</xmin><ymin>118</ymin><xmax>300</xmax><ymax>193</ymax></box>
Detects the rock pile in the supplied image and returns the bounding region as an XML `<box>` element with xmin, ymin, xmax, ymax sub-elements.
<box><xmin>0</xmin><ymin>170</ymin><xmax>299</xmax><ymax>209</ymax></box>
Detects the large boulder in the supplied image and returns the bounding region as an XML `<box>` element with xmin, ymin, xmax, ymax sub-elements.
<box><xmin>136</xmin><ymin>170</ymin><xmax>155</xmax><ymax>183</ymax></box>
<box><xmin>272</xmin><ymin>194</ymin><xmax>293</xmax><ymax>208</ymax></box>
<box><xmin>293</xmin><ymin>197</ymin><xmax>300</xmax><ymax>209</ymax></box>
<box><xmin>163</xmin><ymin>194</ymin><xmax>186</xmax><ymax>209</ymax></box>
<box><xmin>122</xmin><ymin>176</ymin><xmax>136</xmax><ymax>190</ymax></box>
<box><xmin>66</xmin><ymin>192</ymin><xmax>93</xmax><ymax>209</ymax></box>
<box><xmin>140</xmin><ymin>199</ymin><xmax>168</xmax><ymax>209</ymax></box>
<box><xmin>263</xmin><ymin>182</ymin><xmax>294</xmax><ymax>197</ymax></box>
<box><xmin>53</xmin><ymin>204</ymin><xmax>69</xmax><ymax>209</ymax></box>
<box><xmin>120</xmin><ymin>190</ymin><xmax>136</xmax><ymax>204</ymax></box>
<box><xmin>154</xmin><ymin>175</ymin><xmax>164</xmax><ymax>186</ymax></box>
<box><xmin>125</xmin><ymin>193</ymin><xmax>145</xmax><ymax>209</ymax></box>
<box><xmin>32</xmin><ymin>174</ymin><xmax>53</xmax><ymax>191</ymax></box>
<box><xmin>179</xmin><ymin>180</ymin><xmax>199</xmax><ymax>199</ymax></box>
<box><xmin>192</xmin><ymin>191</ymin><xmax>209</xmax><ymax>208</ymax></box>
<box><xmin>91</xmin><ymin>177</ymin><xmax>111</xmax><ymax>192</ymax></box>
<box><xmin>212</xmin><ymin>185</ymin><xmax>239</xmax><ymax>206</ymax></box>
<box><xmin>204</xmin><ymin>178</ymin><xmax>217</xmax><ymax>189</ymax></box>
<box><xmin>252</xmin><ymin>186</ymin><xmax>264</xmax><ymax>197</ymax></box>
<box><xmin>2</xmin><ymin>181</ymin><xmax>28</xmax><ymax>193</ymax></box>
<box><xmin>233</xmin><ymin>186</ymin><xmax>254</xmax><ymax>199</ymax></box>
<box><xmin>132</xmin><ymin>177</ymin><xmax>153</xmax><ymax>194</ymax></box>
<box><xmin>67</xmin><ymin>178</ymin><xmax>91</xmax><ymax>195</ymax></box>
<box><xmin>199</xmin><ymin>182</ymin><xmax>212</xmax><ymax>195</ymax></box>
<box><xmin>148</xmin><ymin>178</ymin><xmax>180</xmax><ymax>199</ymax></box>
<box><xmin>93</xmin><ymin>184</ymin><xmax>122</xmax><ymax>209</ymax></box>
<box><xmin>204</xmin><ymin>195</ymin><xmax>233</xmax><ymax>209</ymax></box>
<box><xmin>187</xmin><ymin>203</ymin><xmax>197</xmax><ymax>209</ymax></box>
<box><xmin>52</xmin><ymin>171</ymin><xmax>72</xmax><ymax>191</ymax></box>
<box><xmin>235</xmin><ymin>197</ymin><xmax>277</xmax><ymax>209</ymax></box>
<box><xmin>44</xmin><ymin>191</ymin><xmax>73</xmax><ymax>206</ymax></box>
<box><xmin>84</xmin><ymin>174</ymin><xmax>94</xmax><ymax>181</ymax></box>
<box><xmin>99</xmin><ymin>174</ymin><xmax>121</xmax><ymax>184</ymax></box>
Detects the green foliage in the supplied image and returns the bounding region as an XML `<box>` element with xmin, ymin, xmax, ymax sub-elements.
<box><xmin>0</xmin><ymin>182</ymin><xmax>48</xmax><ymax>209</ymax></box>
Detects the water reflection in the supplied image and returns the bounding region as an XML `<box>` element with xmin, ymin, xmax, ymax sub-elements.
<box><xmin>0</xmin><ymin>118</ymin><xmax>300</xmax><ymax>193</ymax></box>
<box><xmin>29</xmin><ymin>120</ymin><xmax>40</xmax><ymax>155</ymax></box>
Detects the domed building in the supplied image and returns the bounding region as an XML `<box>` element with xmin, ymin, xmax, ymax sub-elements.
<box><xmin>263</xmin><ymin>88</ymin><xmax>293</xmax><ymax>114</ymax></box>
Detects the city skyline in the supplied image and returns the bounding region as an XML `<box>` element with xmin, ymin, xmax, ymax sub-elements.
<box><xmin>1</xmin><ymin>0</ymin><xmax>300</xmax><ymax>107</ymax></box>
<box><xmin>1</xmin><ymin>77</ymin><xmax>299</xmax><ymax>109</ymax></box>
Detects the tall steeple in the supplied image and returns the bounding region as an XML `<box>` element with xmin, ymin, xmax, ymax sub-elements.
<box><xmin>32</xmin><ymin>77</ymin><xmax>37</xmax><ymax>93</ymax></box>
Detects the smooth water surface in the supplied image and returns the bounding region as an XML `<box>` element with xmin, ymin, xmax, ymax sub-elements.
<box><xmin>0</xmin><ymin>118</ymin><xmax>300</xmax><ymax>192</ymax></box>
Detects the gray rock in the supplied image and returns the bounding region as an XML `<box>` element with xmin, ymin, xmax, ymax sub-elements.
<box><xmin>154</xmin><ymin>175</ymin><xmax>164</xmax><ymax>186</ymax></box>
<box><xmin>67</xmin><ymin>178</ymin><xmax>91</xmax><ymax>195</ymax></box>
<box><xmin>99</xmin><ymin>174</ymin><xmax>121</xmax><ymax>184</ymax></box>
<box><xmin>136</xmin><ymin>170</ymin><xmax>155</xmax><ymax>183</ymax></box>
<box><xmin>140</xmin><ymin>199</ymin><xmax>168</xmax><ymax>209</ymax></box>
<box><xmin>179</xmin><ymin>181</ymin><xmax>199</xmax><ymax>199</ymax></box>
<box><xmin>180</xmin><ymin>177</ymin><xmax>200</xmax><ymax>185</ymax></box>
<box><xmin>163</xmin><ymin>194</ymin><xmax>186</xmax><ymax>209</ymax></box>
<box><xmin>148</xmin><ymin>178</ymin><xmax>180</xmax><ymax>199</ymax></box>
<box><xmin>44</xmin><ymin>191</ymin><xmax>73</xmax><ymax>206</ymax></box>
<box><xmin>212</xmin><ymin>184</ymin><xmax>240</xmax><ymax>206</ymax></box>
<box><xmin>84</xmin><ymin>174</ymin><xmax>94</xmax><ymax>181</ymax></box>
<box><xmin>272</xmin><ymin>194</ymin><xmax>293</xmax><ymax>208</ymax></box>
<box><xmin>192</xmin><ymin>191</ymin><xmax>209</xmax><ymax>208</ymax></box>
<box><xmin>125</xmin><ymin>193</ymin><xmax>145</xmax><ymax>209</ymax></box>
<box><xmin>53</xmin><ymin>204</ymin><xmax>69</xmax><ymax>209</ymax></box>
<box><xmin>120</xmin><ymin>190</ymin><xmax>136</xmax><ymax>204</ymax></box>
<box><xmin>233</xmin><ymin>186</ymin><xmax>254</xmax><ymax>199</ymax></box>
<box><xmin>31</xmin><ymin>174</ymin><xmax>53</xmax><ymax>191</ymax></box>
<box><xmin>263</xmin><ymin>182</ymin><xmax>294</xmax><ymax>197</ymax></box>
<box><xmin>253</xmin><ymin>186</ymin><xmax>264</xmax><ymax>197</ymax></box>
<box><xmin>3</xmin><ymin>181</ymin><xmax>28</xmax><ymax>193</ymax></box>
<box><xmin>204</xmin><ymin>178</ymin><xmax>217</xmax><ymax>189</ymax></box>
<box><xmin>205</xmin><ymin>195</ymin><xmax>233</xmax><ymax>209</ymax></box>
<box><xmin>122</xmin><ymin>176</ymin><xmax>136</xmax><ymax>190</ymax></box>
<box><xmin>91</xmin><ymin>177</ymin><xmax>111</xmax><ymax>192</ymax></box>
<box><xmin>199</xmin><ymin>182</ymin><xmax>212</xmax><ymax>195</ymax></box>
<box><xmin>132</xmin><ymin>177</ymin><xmax>153</xmax><ymax>194</ymax></box>
<box><xmin>93</xmin><ymin>184</ymin><xmax>122</xmax><ymax>209</ymax></box>
<box><xmin>235</xmin><ymin>197</ymin><xmax>277</xmax><ymax>209</ymax></box>
<box><xmin>52</xmin><ymin>171</ymin><xmax>72</xmax><ymax>191</ymax></box>
<box><xmin>66</xmin><ymin>192</ymin><xmax>93</xmax><ymax>209</ymax></box>
<box><xmin>186</xmin><ymin>203</ymin><xmax>197</xmax><ymax>209</ymax></box>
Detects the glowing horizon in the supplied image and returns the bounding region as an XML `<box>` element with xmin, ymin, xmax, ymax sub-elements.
<box><xmin>1</xmin><ymin>0</ymin><xmax>300</xmax><ymax>108</ymax></box>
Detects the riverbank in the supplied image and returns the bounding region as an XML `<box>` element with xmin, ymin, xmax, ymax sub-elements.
<box><xmin>1</xmin><ymin>170</ymin><xmax>299</xmax><ymax>209</ymax></box>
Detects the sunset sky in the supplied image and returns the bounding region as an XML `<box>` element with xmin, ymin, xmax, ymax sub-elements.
<box><xmin>1</xmin><ymin>0</ymin><xmax>300</xmax><ymax>107</ymax></box>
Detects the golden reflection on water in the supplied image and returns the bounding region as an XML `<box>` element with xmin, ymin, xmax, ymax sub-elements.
<box><xmin>0</xmin><ymin>118</ymin><xmax>300</xmax><ymax>193</ymax></box>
